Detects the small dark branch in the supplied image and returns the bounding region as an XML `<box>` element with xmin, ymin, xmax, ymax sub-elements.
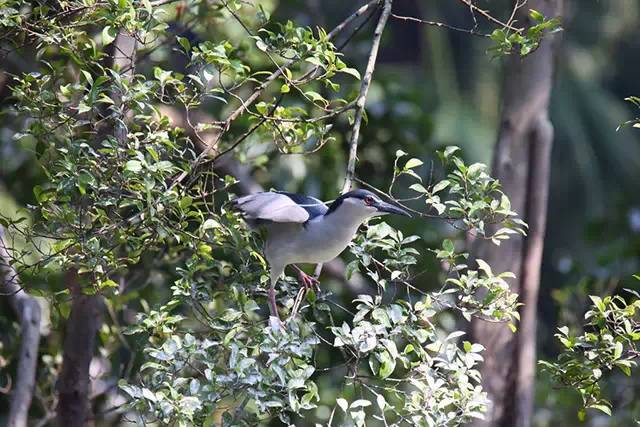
<box><xmin>0</xmin><ymin>226</ymin><xmax>41</xmax><ymax>427</ymax></box>
<box><xmin>149</xmin><ymin>0</ymin><xmax>182</xmax><ymax>7</ymax></box>
<box><xmin>456</xmin><ymin>0</ymin><xmax>522</xmax><ymax>32</ymax></box>
<box><xmin>210</xmin><ymin>95</ymin><xmax>284</xmax><ymax>162</ymax></box>
<box><xmin>341</xmin><ymin>0</ymin><xmax>393</xmax><ymax>194</ymax></box>
<box><xmin>390</xmin><ymin>13</ymin><xmax>489</xmax><ymax>37</ymax></box>
<box><xmin>327</xmin><ymin>0</ymin><xmax>381</xmax><ymax>40</ymax></box>
<box><xmin>506</xmin><ymin>0</ymin><xmax>528</xmax><ymax>30</ymax></box>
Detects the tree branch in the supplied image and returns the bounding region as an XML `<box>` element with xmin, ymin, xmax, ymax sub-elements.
<box><xmin>0</xmin><ymin>227</ymin><xmax>41</xmax><ymax>427</ymax></box>
<box><xmin>456</xmin><ymin>0</ymin><xmax>522</xmax><ymax>33</ymax></box>
<box><xmin>390</xmin><ymin>13</ymin><xmax>489</xmax><ymax>37</ymax></box>
<box><xmin>341</xmin><ymin>0</ymin><xmax>393</xmax><ymax>194</ymax></box>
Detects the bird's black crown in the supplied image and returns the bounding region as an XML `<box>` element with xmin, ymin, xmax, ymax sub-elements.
<box><xmin>325</xmin><ymin>189</ymin><xmax>380</xmax><ymax>215</ymax></box>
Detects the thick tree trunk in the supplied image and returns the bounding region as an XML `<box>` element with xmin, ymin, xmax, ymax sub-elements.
<box><xmin>56</xmin><ymin>270</ymin><xmax>104</xmax><ymax>427</ymax></box>
<box><xmin>469</xmin><ymin>1</ymin><xmax>563</xmax><ymax>427</ymax></box>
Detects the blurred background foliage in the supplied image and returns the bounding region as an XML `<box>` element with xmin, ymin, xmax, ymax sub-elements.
<box><xmin>1</xmin><ymin>0</ymin><xmax>639</xmax><ymax>426</ymax></box>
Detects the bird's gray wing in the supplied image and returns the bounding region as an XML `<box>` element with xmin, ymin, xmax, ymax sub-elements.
<box><xmin>232</xmin><ymin>192</ymin><xmax>311</xmax><ymax>223</ymax></box>
<box><xmin>275</xmin><ymin>191</ymin><xmax>328</xmax><ymax>219</ymax></box>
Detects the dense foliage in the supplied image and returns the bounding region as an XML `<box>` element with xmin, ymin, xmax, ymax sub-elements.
<box><xmin>541</xmin><ymin>288</ymin><xmax>640</xmax><ymax>419</ymax></box>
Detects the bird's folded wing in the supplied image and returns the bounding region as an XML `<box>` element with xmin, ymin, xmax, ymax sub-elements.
<box><xmin>232</xmin><ymin>192</ymin><xmax>311</xmax><ymax>223</ymax></box>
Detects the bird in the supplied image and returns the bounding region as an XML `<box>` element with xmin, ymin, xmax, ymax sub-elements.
<box><xmin>231</xmin><ymin>189</ymin><xmax>410</xmax><ymax>322</ymax></box>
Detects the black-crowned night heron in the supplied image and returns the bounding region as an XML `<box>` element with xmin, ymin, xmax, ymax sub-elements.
<box><xmin>232</xmin><ymin>189</ymin><xmax>410</xmax><ymax>321</ymax></box>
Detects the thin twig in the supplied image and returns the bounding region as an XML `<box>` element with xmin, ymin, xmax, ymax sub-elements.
<box><xmin>341</xmin><ymin>0</ymin><xmax>393</xmax><ymax>194</ymax></box>
<box><xmin>506</xmin><ymin>0</ymin><xmax>528</xmax><ymax>29</ymax></box>
<box><xmin>457</xmin><ymin>0</ymin><xmax>522</xmax><ymax>32</ymax></box>
<box><xmin>209</xmin><ymin>95</ymin><xmax>284</xmax><ymax>162</ymax></box>
<box><xmin>391</xmin><ymin>13</ymin><xmax>489</xmax><ymax>37</ymax></box>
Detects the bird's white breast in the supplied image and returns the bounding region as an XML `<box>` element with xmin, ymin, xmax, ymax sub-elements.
<box><xmin>264</xmin><ymin>215</ymin><xmax>361</xmax><ymax>267</ymax></box>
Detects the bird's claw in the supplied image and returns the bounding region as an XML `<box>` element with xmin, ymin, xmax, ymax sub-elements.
<box><xmin>297</xmin><ymin>271</ymin><xmax>320</xmax><ymax>291</ymax></box>
<box><xmin>290</xmin><ymin>272</ymin><xmax>319</xmax><ymax>318</ymax></box>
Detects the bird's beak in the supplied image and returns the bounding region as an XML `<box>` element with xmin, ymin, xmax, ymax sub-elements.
<box><xmin>375</xmin><ymin>201</ymin><xmax>412</xmax><ymax>217</ymax></box>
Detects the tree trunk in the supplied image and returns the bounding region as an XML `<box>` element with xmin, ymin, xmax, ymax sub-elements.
<box><xmin>0</xmin><ymin>226</ymin><xmax>42</xmax><ymax>427</ymax></box>
<box><xmin>56</xmin><ymin>270</ymin><xmax>104</xmax><ymax>427</ymax></box>
<box><xmin>469</xmin><ymin>1</ymin><xmax>563</xmax><ymax>427</ymax></box>
<box><xmin>56</xmin><ymin>30</ymin><xmax>137</xmax><ymax>427</ymax></box>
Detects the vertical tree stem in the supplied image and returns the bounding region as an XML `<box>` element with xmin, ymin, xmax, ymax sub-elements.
<box><xmin>341</xmin><ymin>0</ymin><xmax>392</xmax><ymax>194</ymax></box>
<box><xmin>57</xmin><ymin>30</ymin><xmax>137</xmax><ymax>427</ymax></box>
<box><xmin>1</xmin><ymin>227</ymin><xmax>41</xmax><ymax>427</ymax></box>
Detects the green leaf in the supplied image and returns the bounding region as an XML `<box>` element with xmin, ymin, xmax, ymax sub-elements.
<box><xmin>409</xmin><ymin>183</ymin><xmax>428</xmax><ymax>193</ymax></box>
<box><xmin>442</xmin><ymin>239</ymin><xmax>455</xmax><ymax>254</ymax></box>
<box><xmin>376</xmin><ymin>394</ymin><xmax>386</xmax><ymax>410</ymax></box>
<box><xmin>304</xmin><ymin>90</ymin><xmax>326</xmax><ymax>104</ymax></box>
<box><xmin>102</xmin><ymin>26</ymin><xmax>117</xmax><ymax>46</ymax></box>
<box><xmin>338</xmin><ymin>67</ymin><xmax>361</xmax><ymax>80</ymax></box>
<box><xmin>125</xmin><ymin>160</ymin><xmax>143</xmax><ymax>173</ymax></box>
<box><xmin>177</xmin><ymin>36</ymin><xmax>191</xmax><ymax>52</ymax></box>
<box><xmin>378</xmin><ymin>351</ymin><xmax>396</xmax><ymax>378</ymax></box>
<box><xmin>589</xmin><ymin>295</ymin><xmax>605</xmax><ymax>312</ymax></box>
<box><xmin>431</xmin><ymin>180</ymin><xmax>450</xmax><ymax>194</ymax></box>
<box><xmin>202</xmin><ymin>218</ymin><xmax>220</xmax><ymax>230</ymax></box>
<box><xmin>443</xmin><ymin>146</ymin><xmax>460</xmax><ymax>159</ymax></box>
<box><xmin>350</xmin><ymin>399</ymin><xmax>371</xmax><ymax>408</ymax></box>
<box><xmin>529</xmin><ymin>9</ymin><xmax>545</xmax><ymax>22</ymax></box>
<box><xmin>255</xmin><ymin>39</ymin><xmax>269</xmax><ymax>51</ymax></box>
<box><xmin>345</xmin><ymin>260</ymin><xmax>359</xmax><ymax>280</ymax></box>
<box><xmin>613</xmin><ymin>341</ymin><xmax>623</xmax><ymax>360</ymax></box>
<box><xmin>476</xmin><ymin>259</ymin><xmax>493</xmax><ymax>276</ymax></box>
<box><xmin>280</xmin><ymin>83</ymin><xmax>290</xmax><ymax>93</ymax></box>
<box><xmin>404</xmin><ymin>158</ymin><xmax>423</xmax><ymax>169</ymax></box>
<box><xmin>589</xmin><ymin>404</ymin><xmax>612</xmax><ymax>416</ymax></box>
<box><xmin>179</xmin><ymin>196</ymin><xmax>192</xmax><ymax>209</ymax></box>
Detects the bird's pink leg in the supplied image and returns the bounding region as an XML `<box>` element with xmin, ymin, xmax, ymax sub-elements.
<box><xmin>292</xmin><ymin>264</ymin><xmax>320</xmax><ymax>290</ymax></box>
<box><xmin>268</xmin><ymin>285</ymin><xmax>279</xmax><ymax>318</ymax></box>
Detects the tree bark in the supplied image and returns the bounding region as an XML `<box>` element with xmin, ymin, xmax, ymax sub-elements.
<box><xmin>469</xmin><ymin>1</ymin><xmax>563</xmax><ymax>427</ymax></box>
<box><xmin>0</xmin><ymin>227</ymin><xmax>42</xmax><ymax>427</ymax></box>
<box><xmin>56</xmin><ymin>270</ymin><xmax>104</xmax><ymax>427</ymax></box>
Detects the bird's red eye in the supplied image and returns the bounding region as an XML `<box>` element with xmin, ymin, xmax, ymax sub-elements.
<box><xmin>364</xmin><ymin>196</ymin><xmax>374</xmax><ymax>206</ymax></box>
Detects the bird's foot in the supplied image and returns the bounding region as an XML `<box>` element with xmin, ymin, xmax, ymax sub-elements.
<box><xmin>290</xmin><ymin>271</ymin><xmax>319</xmax><ymax>318</ymax></box>
<box><xmin>297</xmin><ymin>270</ymin><xmax>320</xmax><ymax>291</ymax></box>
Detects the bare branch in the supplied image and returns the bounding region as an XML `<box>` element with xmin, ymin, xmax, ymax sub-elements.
<box><xmin>457</xmin><ymin>0</ymin><xmax>522</xmax><ymax>32</ymax></box>
<box><xmin>390</xmin><ymin>13</ymin><xmax>489</xmax><ymax>37</ymax></box>
<box><xmin>0</xmin><ymin>226</ymin><xmax>41</xmax><ymax>427</ymax></box>
<box><xmin>341</xmin><ymin>0</ymin><xmax>393</xmax><ymax>194</ymax></box>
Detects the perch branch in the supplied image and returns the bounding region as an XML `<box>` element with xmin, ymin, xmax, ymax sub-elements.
<box><xmin>341</xmin><ymin>0</ymin><xmax>393</xmax><ymax>194</ymax></box>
